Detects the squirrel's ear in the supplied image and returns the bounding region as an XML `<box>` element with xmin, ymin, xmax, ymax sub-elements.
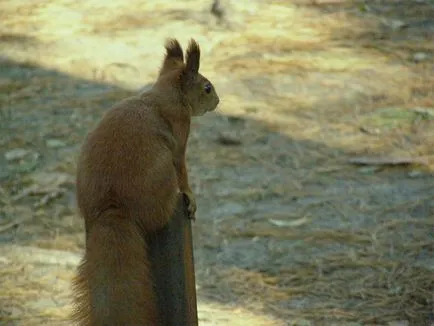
<box><xmin>185</xmin><ymin>39</ymin><xmax>200</xmax><ymax>75</ymax></box>
<box><xmin>159</xmin><ymin>38</ymin><xmax>184</xmax><ymax>76</ymax></box>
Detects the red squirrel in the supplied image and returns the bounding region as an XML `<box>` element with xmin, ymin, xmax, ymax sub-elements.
<box><xmin>71</xmin><ymin>38</ymin><xmax>219</xmax><ymax>325</ymax></box>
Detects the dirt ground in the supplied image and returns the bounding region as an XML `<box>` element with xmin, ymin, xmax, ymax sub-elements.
<box><xmin>1</xmin><ymin>0</ymin><xmax>434</xmax><ymax>325</ymax></box>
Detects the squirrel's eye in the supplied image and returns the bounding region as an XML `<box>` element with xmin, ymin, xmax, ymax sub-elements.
<box><xmin>204</xmin><ymin>83</ymin><xmax>212</xmax><ymax>94</ymax></box>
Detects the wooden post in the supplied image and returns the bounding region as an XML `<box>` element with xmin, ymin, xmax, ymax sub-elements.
<box><xmin>148</xmin><ymin>195</ymin><xmax>199</xmax><ymax>326</ymax></box>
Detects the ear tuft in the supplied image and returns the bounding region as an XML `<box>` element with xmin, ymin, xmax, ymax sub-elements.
<box><xmin>185</xmin><ymin>39</ymin><xmax>200</xmax><ymax>75</ymax></box>
<box><xmin>159</xmin><ymin>38</ymin><xmax>184</xmax><ymax>76</ymax></box>
<box><xmin>165</xmin><ymin>38</ymin><xmax>184</xmax><ymax>62</ymax></box>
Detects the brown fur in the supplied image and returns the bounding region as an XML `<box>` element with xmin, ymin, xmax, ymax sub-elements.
<box><xmin>71</xmin><ymin>38</ymin><xmax>219</xmax><ymax>325</ymax></box>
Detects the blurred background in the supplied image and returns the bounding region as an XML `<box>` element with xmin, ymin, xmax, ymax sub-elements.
<box><xmin>0</xmin><ymin>0</ymin><xmax>433</xmax><ymax>325</ymax></box>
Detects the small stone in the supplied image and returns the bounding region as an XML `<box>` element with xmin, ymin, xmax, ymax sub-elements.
<box><xmin>211</xmin><ymin>0</ymin><xmax>225</xmax><ymax>20</ymax></box>
<box><xmin>408</xmin><ymin>170</ymin><xmax>424</xmax><ymax>178</ymax></box>
<box><xmin>217</xmin><ymin>131</ymin><xmax>242</xmax><ymax>146</ymax></box>
<box><xmin>46</xmin><ymin>139</ymin><xmax>67</xmax><ymax>148</ymax></box>
<box><xmin>413</xmin><ymin>52</ymin><xmax>429</xmax><ymax>63</ymax></box>
<box><xmin>387</xmin><ymin>19</ymin><xmax>407</xmax><ymax>30</ymax></box>
<box><xmin>358</xmin><ymin>166</ymin><xmax>380</xmax><ymax>174</ymax></box>
<box><xmin>4</xmin><ymin>148</ymin><xmax>30</xmax><ymax>161</ymax></box>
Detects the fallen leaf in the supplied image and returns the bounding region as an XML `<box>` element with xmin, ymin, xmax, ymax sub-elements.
<box><xmin>269</xmin><ymin>217</ymin><xmax>309</xmax><ymax>227</ymax></box>
<box><xmin>30</xmin><ymin>172</ymin><xmax>72</xmax><ymax>188</ymax></box>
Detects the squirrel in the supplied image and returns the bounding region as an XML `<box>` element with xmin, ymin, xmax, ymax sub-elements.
<box><xmin>71</xmin><ymin>38</ymin><xmax>219</xmax><ymax>325</ymax></box>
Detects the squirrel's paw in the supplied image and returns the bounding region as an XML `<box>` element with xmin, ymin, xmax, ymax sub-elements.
<box><xmin>182</xmin><ymin>190</ymin><xmax>197</xmax><ymax>220</ymax></box>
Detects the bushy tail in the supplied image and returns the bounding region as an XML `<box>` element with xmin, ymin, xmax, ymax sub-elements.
<box><xmin>71</xmin><ymin>213</ymin><xmax>158</xmax><ymax>325</ymax></box>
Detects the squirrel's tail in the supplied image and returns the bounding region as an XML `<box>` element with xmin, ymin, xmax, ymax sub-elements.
<box><xmin>71</xmin><ymin>212</ymin><xmax>158</xmax><ymax>325</ymax></box>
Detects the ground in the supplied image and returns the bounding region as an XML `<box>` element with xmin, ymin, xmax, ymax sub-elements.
<box><xmin>0</xmin><ymin>0</ymin><xmax>433</xmax><ymax>325</ymax></box>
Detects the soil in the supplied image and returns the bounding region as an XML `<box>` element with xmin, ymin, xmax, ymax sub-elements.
<box><xmin>0</xmin><ymin>0</ymin><xmax>433</xmax><ymax>325</ymax></box>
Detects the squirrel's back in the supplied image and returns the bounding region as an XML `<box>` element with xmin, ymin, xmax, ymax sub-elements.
<box><xmin>77</xmin><ymin>94</ymin><xmax>179</xmax><ymax>231</ymax></box>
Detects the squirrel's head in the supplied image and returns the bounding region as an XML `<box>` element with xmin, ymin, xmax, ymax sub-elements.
<box><xmin>158</xmin><ymin>38</ymin><xmax>219</xmax><ymax>116</ymax></box>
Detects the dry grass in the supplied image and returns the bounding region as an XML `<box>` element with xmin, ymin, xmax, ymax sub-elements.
<box><xmin>209</xmin><ymin>216</ymin><xmax>434</xmax><ymax>324</ymax></box>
